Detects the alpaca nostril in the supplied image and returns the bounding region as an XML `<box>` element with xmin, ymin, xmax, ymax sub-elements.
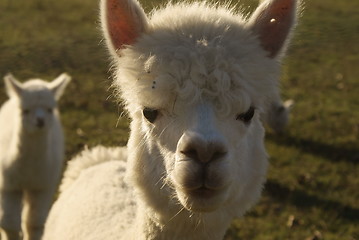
<box><xmin>177</xmin><ymin>131</ymin><xmax>228</xmax><ymax>164</ymax></box>
<box><xmin>180</xmin><ymin>142</ymin><xmax>227</xmax><ymax>164</ymax></box>
<box><xmin>36</xmin><ymin>118</ymin><xmax>45</xmax><ymax>128</ymax></box>
<box><xmin>211</xmin><ymin>151</ymin><xmax>227</xmax><ymax>161</ymax></box>
<box><xmin>181</xmin><ymin>148</ymin><xmax>200</xmax><ymax>162</ymax></box>
<box><xmin>207</xmin><ymin>145</ymin><xmax>227</xmax><ymax>163</ymax></box>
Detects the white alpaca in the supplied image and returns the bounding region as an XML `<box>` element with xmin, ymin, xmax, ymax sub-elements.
<box><xmin>44</xmin><ymin>0</ymin><xmax>299</xmax><ymax>239</ymax></box>
<box><xmin>0</xmin><ymin>73</ymin><xmax>71</xmax><ymax>240</ymax></box>
<box><xmin>263</xmin><ymin>99</ymin><xmax>294</xmax><ymax>133</ymax></box>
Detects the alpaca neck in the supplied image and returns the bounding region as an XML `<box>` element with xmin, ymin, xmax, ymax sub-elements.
<box><xmin>133</xmin><ymin>200</ymin><xmax>231</xmax><ymax>240</ymax></box>
<box><xmin>127</xmin><ymin>121</ymin><xmax>232</xmax><ymax>239</ymax></box>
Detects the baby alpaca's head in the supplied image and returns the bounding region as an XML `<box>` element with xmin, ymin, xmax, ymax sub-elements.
<box><xmin>4</xmin><ymin>73</ymin><xmax>71</xmax><ymax>133</ymax></box>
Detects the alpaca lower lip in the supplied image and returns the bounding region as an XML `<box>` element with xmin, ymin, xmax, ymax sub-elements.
<box><xmin>189</xmin><ymin>187</ymin><xmax>218</xmax><ymax>198</ymax></box>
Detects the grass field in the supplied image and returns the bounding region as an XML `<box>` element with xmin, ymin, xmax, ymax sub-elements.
<box><xmin>0</xmin><ymin>0</ymin><xmax>358</xmax><ymax>239</ymax></box>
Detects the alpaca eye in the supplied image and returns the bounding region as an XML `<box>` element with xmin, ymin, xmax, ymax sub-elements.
<box><xmin>143</xmin><ymin>108</ymin><xmax>158</xmax><ymax>123</ymax></box>
<box><xmin>236</xmin><ymin>107</ymin><xmax>255</xmax><ymax>123</ymax></box>
<box><xmin>47</xmin><ymin>108</ymin><xmax>53</xmax><ymax>113</ymax></box>
<box><xmin>22</xmin><ymin>109</ymin><xmax>30</xmax><ymax>115</ymax></box>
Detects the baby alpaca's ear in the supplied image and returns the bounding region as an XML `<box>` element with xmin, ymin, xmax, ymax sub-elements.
<box><xmin>247</xmin><ymin>0</ymin><xmax>299</xmax><ymax>59</ymax></box>
<box><xmin>4</xmin><ymin>73</ymin><xmax>23</xmax><ymax>98</ymax></box>
<box><xmin>100</xmin><ymin>0</ymin><xmax>148</xmax><ymax>57</ymax></box>
<box><xmin>48</xmin><ymin>73</ymin><xmax>71</xmax><ymax>100</ymax></box>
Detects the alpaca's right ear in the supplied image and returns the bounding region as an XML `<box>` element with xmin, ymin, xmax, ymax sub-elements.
<box><xmin>100</xmin><ymin>0</ymin><xmax>148</xmax><ymax>57</ymax></box>
<box><xmin>4</xmin><ymin>74</ymin><xmax>23</xmax><ymax>98</ymax></box>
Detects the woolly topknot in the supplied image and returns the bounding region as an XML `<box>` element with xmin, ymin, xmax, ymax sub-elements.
<box><xmin>112</xmin><ymin>1</ymin><xmax>280</xmax><ymax>116</ymax></box>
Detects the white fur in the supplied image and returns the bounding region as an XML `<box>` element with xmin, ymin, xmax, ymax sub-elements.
<box><xmin>0</xmin><ymin>73</ymin><xmax>70</xmax><ymax>240</ymax></box>
<box><xmin>44</xmin><ymin>0</ymin><xmax>299</xmax><ymax>239</ymax></box>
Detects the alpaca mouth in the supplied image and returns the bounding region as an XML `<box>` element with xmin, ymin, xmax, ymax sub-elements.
<box><xmin>188</xmin><ymin>186</ymin><xmax>219</xmax><ymax>199</ymax></box>
<box><xmin>178</xmin><ymin>185</ymin><xmax>228</xmax><ymax>212</ymax></box>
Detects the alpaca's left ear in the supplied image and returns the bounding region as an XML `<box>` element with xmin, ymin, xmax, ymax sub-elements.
<box><xmin>247</xmin><ymin>0</ymin><xmax>299</xmax><ymax>58</ymax></box>
<box><xmin>4</xmin><ymin>73</ymin><xmax>23</xmax><ymax>98</ymax></box>
<box><xmin>100</xmin><ymin>0</ymin><xmax>148</xmax><ymax>58</ymax></box>
<box><xmin>48</xmin><ymin>73</ymin><xmax>71</xmax><ymax>100</ymax></box>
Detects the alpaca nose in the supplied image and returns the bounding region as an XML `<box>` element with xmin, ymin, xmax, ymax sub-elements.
<box><xmin>36</xmin><ymin>118</ymin><xmax>45</xmax><ymax>128</ymax></box>
<box><xmin>178</xmin><ymin>132</ymin><xmax>227</xmax><ymax>164</ymax></box>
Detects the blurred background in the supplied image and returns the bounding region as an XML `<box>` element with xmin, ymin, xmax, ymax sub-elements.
<box><xmin>0</xmin><ymin>0</ymin><xmax>358</xmax><ymax>239</ymax></box>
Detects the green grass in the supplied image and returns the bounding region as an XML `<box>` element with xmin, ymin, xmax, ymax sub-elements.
<box><xmin>1</xmin><ymin>0</ymin><xmax>358</xmax><ymax>239</ymax></box>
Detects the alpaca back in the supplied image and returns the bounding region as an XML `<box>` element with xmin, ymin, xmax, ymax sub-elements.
<box><xmin>44</xmin><ymin>146</ymin><xmax>137</xmax><ymax>240</ymax></box>
<box><xmin>59</xmin><ymin>145</ymin><xmax>128</xmax><ymax>192</ymax></box>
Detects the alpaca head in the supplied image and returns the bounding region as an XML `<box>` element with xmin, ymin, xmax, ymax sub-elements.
<box><xmin>101</xmin><ymin>0</ymin><xmax>298</xmax><ymax>216</ymax></box>
<box><xmin>4</xmin><ymin>73</ymin><xmax>71</xmax><ymax>133</ymax></box>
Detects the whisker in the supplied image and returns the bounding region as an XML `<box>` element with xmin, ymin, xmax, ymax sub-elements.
<box><xmin>169</xmin><ymin>207</ymin><xmax>185</xmax><ymax>222</ymax></box>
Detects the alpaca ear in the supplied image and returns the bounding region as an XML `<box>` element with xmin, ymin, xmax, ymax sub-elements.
<box><xmin>100</xmin><ymin>0</ymin><xmax>148</xmax><ymax>57</ymax></box>
<box><xmin>247</xmin><ymin>0</ymin><xmax>299</xmax><ymax>58</ymax></box>
<box><xmin>4</xmin><ymin>73</ymin><xmax>23</xmax><ymax>98</ymax></box>
<box><xmin>48</xmin><ymin>73</ymin><xmax>71</xmax><ymax>100</ymax></box>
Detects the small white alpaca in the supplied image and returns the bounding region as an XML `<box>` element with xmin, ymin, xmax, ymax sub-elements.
<box><xmin>44</xmin><ymin>0</ymin><xmax>299</xmax><ymax>239</ymax></box>
<box><xmin>0</xmin><ymin>73</ymin><xmax>71</xmax><ymax>240</ymax></box>
<box><xmin>263</xmin><ymin>99</ymin><xmax>294</xmax><ymax>133</ymax></box>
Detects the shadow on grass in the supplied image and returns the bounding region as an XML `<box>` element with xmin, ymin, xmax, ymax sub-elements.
<box><xmin>265</xmin><ymin>180</ymin><xmax>359</xmax><ymax>222</ymax></box>
<box><xmin>267</xmin><ymin>133</ymin><xmax>359</xmax><ymax>164</ymax></box>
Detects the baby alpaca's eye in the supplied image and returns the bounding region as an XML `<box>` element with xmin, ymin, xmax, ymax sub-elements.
<box><xmin>47</xmin><ymin>108</ymin><xmax>53</xmax><ymax>113</ymax></box>
<box><xmin>236</xmin><ymin>107</ymin><xmax>255</xmax><ymax>124</ymax></box>
<box><xmin>143</xmin><ymin>108</ymin><xmax>158</xmax><ymax>123</ymax></box>
<box><xmin>22</xmin><ymin>109</ymin><xmax>30</xmax><ymax>115</ymax></box>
